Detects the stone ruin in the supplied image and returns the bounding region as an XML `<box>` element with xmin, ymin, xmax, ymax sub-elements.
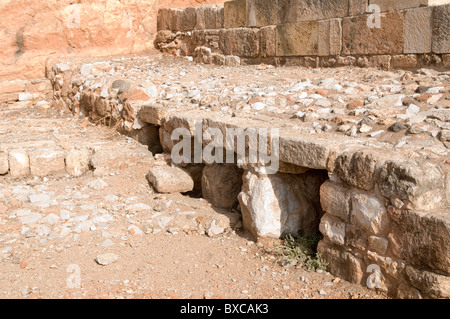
<box><xmin>1</xmin><ymin>0</ymin><xmax>450</xmax><ymax>299</ymax></box>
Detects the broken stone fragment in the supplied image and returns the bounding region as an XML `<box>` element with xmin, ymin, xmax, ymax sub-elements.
<box><xmin>146</xmin><ymin>166</ymin><xmax>194</xmax><ymax>193</ymax></box>
<box><xmin>95</xmin><ymin>253</ymin><xmax>119</xmax><ymax>266</ymax></box>
<box><xmin>65</xmin><ymin>148</ymin><xmax>92</xmax><ymax>177</ymax></box>
<box><xmin>8</xmin><ymin>150</ymin><xmax>30</xmax><ymax>178</ymax></box>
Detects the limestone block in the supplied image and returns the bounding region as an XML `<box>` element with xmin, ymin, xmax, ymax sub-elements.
<box><xmin>320</xmin><ymin>180</ymin><xmax>352</xmax><ymax>222</ymax></box>
<box><xmin>319</xmin><ymin>214</ymin><xmax>346</xmax><ymax>245</ymax></box>
<box><xmin>334</xmin><ymin>151</ymin><xmax>378</xmax><ymax>191</ymax></box>
<box><xmin>9</xmin><ymin>150</ymin><xmax>30</xmax><ymax>178</ymax></box>
<box><xmin>444</xmin><ymin>54</ymin><xmax>450</xmax><ymax>68</ymax></box>
<box><xmin>224</xmin><ymin>0</ymin><xmax>247</xmax><ymax>28</ymax></box>
<box><xmin>157</xmin><ymin>8</ymin><xmax>174</xmax><ymax>31</ymax></box>
<box><xmin>279</xmin><ymin>134</ymin><xmax>336</xmax><ymax>169</ymax></box>
<box><xmin>29</xmin><ymin>148</ymin><xmax>66</xmax><ymax>177</ymax></box>
<box><xmin>238</xmin><ymin>169</ymin><xmax>327</xmax><ymax>239</ymax></box>
<box><xmin>173</xmin><ymin>7</ymin><xmax>197</xmax><ymax>32</ymax></box>
<box><xmin>317</xmin><ymin>240</ymin><xmax>365</xmax><ymax>284</ymax></box>
<box><xmin>392</xmin><ymin>55</ymin><xmax>418</xmax><ymax>69</ymax></box>
<box><xmin>379</xmin><ymin>159</ymin><xmax>444</xmax><ymax>202</ymax></box>
<box><xmin>260</xmin><ymin>26</ymin><xmax>276</xmax><ymax>58</ymax></box>
<box><xmin>369</xmin><ymin>0</ymin><xmax>450</xmax><ymax>12</ymax></box>
<box><xmin>146</xmin><ymin>166</ymin><xmax>194</xmax><ymax>193</ymax></box>
<box><xmin>65</xmin><ymin>148</ymin><xmax>92</xmax><ymax>177</ymax></box>
<box><xmin>0</xmin><ymin>151</ymin><xmax>8</xmax><ymax>175</ymax></box>
<box><xmin>405</xmin><ymin>266</ymin><xmax>450</xmax><ymax>299</ymax></box>
<box><xmin>318</xmin><ymin>18</ymin><xmax>342</xmax><ymax>56</ymax></box>
<box><xmin>432</xmin><ymin>4</ymin><xmax>450</xmax><ymax>54</ymax></box>
<box><xmin>276</xmin><ymin>21</ymin><xmax>319</xmax><ymax>56</ymax></box>
<box><xmin>349</xmin><ymin>0</ymin><xmax>368</xmax><ymax>16</ymax></box>
<box><xmin>278</xmin><ymin>0</ymin><xmax>349</xmax><ymax>23</ymax></box>
<box><xmin>392</xmin><ymin>210</ymin><xmax>450</xmax><ymax>275</ymax></box>
<box><xmin>202</xmin><ymin>164</ymin><xmax>243</xmax><ymax>209</ymax></box>
<box><xmin>219</xmin><ymin>28</ymin><xmax>260</xmax><ymax>57</ymax></box>
<box><xmin>138</xmin><ymin>105</ymin><xmax>167</xmax><ymax>126</ymax></box>
<box><xmin>90</xmin><ymin>148</ymin><xmax>150</xmax><ymax>170</ymax></box>
<box><xmin>351</xmin><ymin>190</ymin><xmax>390</xmax><ymax>235</ymax></box>
<box><xmin>247</xmin><ymin>0</ymin><xmax>278</xmax><ymax>27</ymax></box>
<box><xmin>196</xmin><ymin>5</ymin><xmax>224</xmax><ymax>30</ymax></box>
<box><xmin>404</xmin><ymin>7</ymin><xmax>433</xmax><ymax>54</ymax></box>
<box><xmin>342</xmin><ymin>12</ymin><xmax>404</xmax><ymax>55</ymax></box>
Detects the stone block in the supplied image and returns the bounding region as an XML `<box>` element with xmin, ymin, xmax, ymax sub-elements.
<box><xmin>349</xmin><ymin>0</ymin><xmax>368</xmax><ymax>16</ymax></box>
<box><xmin>196</xmin><ymin>5</ymin><xmax>224</xmax><ymax>30</ymax></box>
<box><xmin>318</xmin><ymin>18</ymin><xmax>342</xmax><ymax>56</ymax></box>
<box><xmin>224</xmin><ymin>0</ymin><xmax>247</xmax><ymax>28</ymax></box>
<box><xmin>334</xmin><ymin>151</ymin><xmax>378</xmax><ymax>191</ymax></box>
<box><xmin>8</xmin><ymin>150</ymin><xmax>30</xmax><ymax>178</ymax></box>
<box><xmin>65</xmin><ymin>148</ymin><xmax>92</xmax><ymax>177</ymax></box>
<box><xmin>319</xmin><ymin>214</ymin><xmax>346</xmax><ymax>245</ymax></box>
<box><xmin>342</xmin><ymin>12</ymin><xmax>404</xmax><ymax>55</ymax></box>
<box><xmin>0</xmin><ymin>151</ymin><xmax>8</xmax><ymax>175</ymax></box>
<box><xmin>146</xmin><ymin>166</ymin><xmax>194</xmax><ymax>193</ymax></box>
<box><xmin>90</xmin><ymin>148</ymin><xmax>150</xmax><ymax>170</ymax></box>
<box><xmin>138</xmin><ymin>105</ymin><xmax>167</xmax><ymax>126</ymax></box>
<box><xmin>276</xmin><ymin>21</ymin><xmax>319</xmax><ymax>56</ymax></box>
<box><xmin>239</xmin><ymin>169</ymin><xmax>327</xmax><ymax>239</ymax></box>
<box><xmin>260</xmin><ymin>26</ymin><xmax>276</xmax><ymax>57</ymax></box>
<box><xmin>405</xmin><ymin>265</ymin><xmax>450</xmax><ymax>299</ymax></box>
<box><xmin>157</xmin><ymin>8</ymin><xmax>174</xmax><ymax>31</ymax></box>
<box><xmin>317</xmin><ymin>241</ymin><xmax>365</xmax><ymax>284</ymax></box>
<box><xmin>202</xmin><ymin>164</ymin><xmax>243</xmax><ymax>209</ymax></box>
<box><xmin>278</xmin><ymin>0</ymin><xmax>349</xmax><ymax>23</ymax></box>
<box><xmin>392</xmin><ymin>210</ymin><xmax>450</xmax><ymax>275</ymax></box>
<box><xmin>392</xmin><ymin>54</ymin><xmax>418</xmax><ymax>69</ymax></box>
<box><xmin>369</xmin><ymin>0</ymin><xmax>450</xmax><ymax>12</ymax></box>
<box><xmin>247</xmin><ymin>0</ymin><xmax>278</xmax><ymax>27</ymax></box>
<box><xmin>173</xmin><ymin>7</ymin><xmax>197</xmax><ymax>32</ymax></box>
<box><xmin>320</xmin><ymin>180</ymin><xmax>352</xmax><ymax>222</ymax></box>
<box><xmin>444</xmin><ymin>54</ymin><xmax>450</xmax><ymax>68</ymax></box>
<box><xmin>279</xmin><ymin>134</ymin><xmax>336</xmax><ymax>169</ymax></box>
<box><xmin>432</xmin><ymin>4</ymin><xmax>450</xmax><ymax>54</ymax></box>
<box><xmin>29</xmin><ymin>148</ymin><xmax>66</xmax><ymax>177</ymax></box>
<box><xmin>351</xmin><ymin>190</ymin><xmax>390</xmax><ymax>235</ymax></box>
<box><xmin>404</xmin><ymin>7</ymin><xmax>433</xmax><ymax>54</ymax></box>
<box><xmin>379</xmin><ymin>159</ymin><xmax>445</xmax><ymax>202</ymax></box>
<box><xmin>219</xmin><ymin>28</ymin><xmax>260</xmax><ymax>57</ymax></box>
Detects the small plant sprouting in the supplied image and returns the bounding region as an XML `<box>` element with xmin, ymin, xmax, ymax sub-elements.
<box><xmin>272</xmin><ymin>230</ymin><xmax>328</xmax><ymax>272</ymax></box>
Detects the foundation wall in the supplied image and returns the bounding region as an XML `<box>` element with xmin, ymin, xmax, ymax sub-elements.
<box><xmin>155</xmin><ymin>0</ymin><xmax>450</xmax><ymax>70</ymax></box>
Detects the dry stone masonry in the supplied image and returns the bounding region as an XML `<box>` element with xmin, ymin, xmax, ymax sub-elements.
<box><xmin>1</xmin><ymin>0</ymin><xmax>449</xmax><ymax>300</ymax></box>
<box><xmin>44</xmin><ymin>52</ymin><xmax>450</xmax><ymax>298</ymax></box>
<box><xmin>155</xmin><ymin>0</ymin><xmax>450</xmax><ymax>70</ymax></box>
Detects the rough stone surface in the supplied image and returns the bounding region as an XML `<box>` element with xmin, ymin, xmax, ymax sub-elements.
<box><xmin>342</xmin><ymin>12</ymin><xmax>404</xmax><ymax>55</ymax></box>
<box><xmin>405</xmin><ymin>266</ymin><xmax>450</xmax><ymax>299</ymax></box>
<box><xmin>319</xmin><ymin>214</ymin><xmax>346</xmax><ymax>245</ymax></box>
<box><xmin>432</xmin><ymin>4</ymin><xmax>450</xmax><ymax>53</ymax></box>
<box><xmin>147</xmin><ymin>166</ymin><xmax>194</xmax><ymax>193</ymax></box>
<box><xmin>317</xmin><ymin>241</ymin><xmax>365</xmax><ymax>285</ymax></box>
<box><xmin>392</xmin><ymin>210</ymin><xmax>450</xmax><ymax>275</ymax></box>
<box><xmin>404</xmin><ymin>7</ymin><xmax>433</xmax><ymax>54</ymax></box>
<box><xmin>224</xmin><ymin>0</ymin><xmax>247</xmax><ymax>28</ymax></box>
<box><xmin>8</xmin><ymin>150</ymin><xmax>30</xmax><ymax>178</ymax></box>
<box><xmin>65</xmin><ymin>149</ymin><xmax>92</xmax><ymax>177</ymax></box>
<box><xmin>334</xmin><ymin>151</ymin><xmax>378</xmax><ymax>191</ymax></box>
<box><xmin>351</xmin><ymin>190</ymin><xmax>389</xmax><ymax>235</ymax></box>
<box><xmin>320</xmin><ymin>181</ymin><xmax>352</xmax><ymax>222</ymax></box>
<box><xmin>0</xmin><ymin>152</ymin><xmax>8</xmax><ymax>175</ymax></box>
<box><xmin>29</xmin><ymin>148</ymin><xmax>66</xmax><ymax>177</ymax></box>
<box><xmin>238</xmin><ymin>169</ymin><xmax>327</xmax><ymax>239</ymax></box>
<box><xmin>247</xmin><ymin>0</ymin><xmax>278</xmax><ymax>27</ymax></box>
<box><xmin>276</xmin><ymin>21</ymin><xmax>319</xmax><ymax>56</ymax></box>
<box><xmin>219</xmin><ymin>28</ymin><xmax>260</xmax><ymax>58</ymax></box>
<box><xmin>201</xmin><ymin>164</ymin><xmax>243</xmax><ymax>209</ymax></box>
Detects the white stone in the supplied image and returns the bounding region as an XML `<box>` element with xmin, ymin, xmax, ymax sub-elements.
<box><xmin>95</xmin><ymin>253</ymin><xmax>119</xmax><ymax>266</ymax></box>
<box><xmin>319</xmin><ymin>214</ymin><xmax>346</xmax><ymax>245</ymax></box>
<box><xmin>351</xmin><ymin>190</ymin><xmax>389</xmax><ymax>235</ymax></box>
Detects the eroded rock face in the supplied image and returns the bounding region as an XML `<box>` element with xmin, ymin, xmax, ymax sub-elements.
<box><xmin>201</xmin><ymin>164</ymin><xmax>243</xmax><ymax>209</ymax></box>
<box><xmin>238</xmin><ymin>168</ymin><xmax>327</xmax><ymax>239</ymax></box>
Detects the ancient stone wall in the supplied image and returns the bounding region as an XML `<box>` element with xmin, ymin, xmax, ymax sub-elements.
<box><xmin>155</xmin><ymin>0</ymin><xmax>450</xmax><ymax>70</ymax></box>
<box><xmin>0</xmin><ymin>0</ymin><xmax>224</xmax><ymax>81</ymax></box>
